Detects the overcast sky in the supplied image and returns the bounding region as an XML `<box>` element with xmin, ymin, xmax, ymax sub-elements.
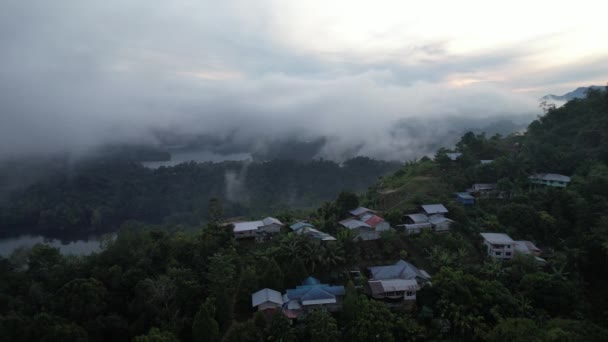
<box><xmin>1</xmin><ymin>0</ymin><xmax>607</xmax><ymax>160</ymax></box>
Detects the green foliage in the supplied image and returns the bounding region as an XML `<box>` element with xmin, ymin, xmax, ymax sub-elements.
<box><xmin>134</xmin><ymin>327</ymin><xmax>179</xmax><ymax>342</ymax></box>
<box><xmin>192</xmin><ymin>299</ymin><xmax>220</xmax><ymax>342</ymax></box>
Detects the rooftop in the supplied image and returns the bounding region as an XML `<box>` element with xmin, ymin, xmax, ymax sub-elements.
<box><xmin>421</xmin><ymin>204</ymin><xmax>448</xmax><ymax>215</ymax></box>
<box><xmin>368</xmin><ymin>259</ymin><xmax>431</xmax><ymax>281</ymax></box>
<box><xmin>262</xmin><ymin>217</ymin><xmax>283</xmax><ymax>226</ymax></box>
<box><xmin>233</xmin><ymin>220</ymin><xmax>263</xmax><ymax>232</ymax></box>
<box><xmin>529</xmin><ymin>173</ymin><xmax>571</xmax><ymax>182</ymax></box>
<box><xmin>339</xmin><ymin>218</ymin><xmax>372</xmax><ymax>229</ymax></box>
<box><xmin>480</xmin><ymin>232</ymin><xmax>514</xmax><ymax>245</ymax></box>
<box><xmin>349</xmin><ymin>207</ymin><xmax>375</xmax><ymax>217</ymax></box>
<box><xmin>455</xmin><ymin>192</ymin><xmax>475</xmax><ymax>200</ymax></box>
<box><xmin>290</xmin><ymin>222</ymin><xmax>315</xmax><ymax>231</ymax></box>
<box><xmin>252</xmin><ymin>288</ymin><xmax>283</xmax><ymax>307</ymax></box>
<box><xmin>405</xmin><ymin>213</ymin><xmax>429</xmax><ymax>223</ymax></box>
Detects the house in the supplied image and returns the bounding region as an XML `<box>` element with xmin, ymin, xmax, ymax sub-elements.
<box><xmin>282</xmin><ymin>277</ymin><xmax>345</xmax><ymax>318</ymax></box>
<box><xmin>233</xmin><ymin>217</ymin><xmax>284</xmax><ymax>242</ymax></box>
<box><xmin>480</xmin><ymin>233</ymin><xmax>515</xmax><ymax>260</ymax></box>
<box><xmin>467</xmin><ymin>183</ymin><xmax>497</xmax><ymax>194</ymax></box>
<box><xmin>480</xmin><ymin>159</ymin><xmax>494</xmax><ymax>165</ymax></box>
<box><xmin>367</xmin><ymin>260</ymin><xmax>431</xmax><ymax>301</ymax></box>
<box><xmin>290</xmin><ymin>222</ymin><xmax>315</xmax><ymax>232</ymax></box>
<box><xmin>446</xmin><ymin>152</ymin><xmax>462</xmax><ymax>161</ymax></box>
<box><xmin>455</xmin><ymin>192</ymin><xmax>475</xmax><ymax>205</ymax></box>
<box><xmin>252</xmin><ymin>288</ymin><xmax>283</xmax><ymax>312</ymax></box>
<box><xmin>421</xmin><ymin>204</ymin><xmax>449</xmax><ymax>216</ymax></box>
<box><xmin>514</xmin><ymin>240</ymin><xmax>542</xmax><ymax>257</ymax></box>
<box><xmin>339</xmin><ymin>209</ymin><xmax>392</xmax><ymax>241</ymax></box>
<box><xmin>529</xmin><ymin>173</ymin><xmax>571</xmax><ymax>188</ymax></box>
<box><xmin>428</xmin><ymin>214</ymin><xmax>454</xmax><ymax>232</ymax></box>
<box><xmin>296</xmin><ymin>226</ymin><xmax>337</xmax><ymax>242</ymax></box>
<box><xmin>402</xmin><ymin>212</ymin><xmax>452</xmax><ymax>233</ymax></box>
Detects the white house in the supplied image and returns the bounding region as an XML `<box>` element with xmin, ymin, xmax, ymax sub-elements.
<box><xmin>446</xmin><ymin>152</ymin><xmax>462</xmax><ymax>161</ymax></box>
<box><xmin>252</xmin><ymin>288</ymin><xmax>283</xmax><ymax>312</ymax></box>
<box><xmin>480</xmin><ymin>233</ymin><xmax>515</xmax><ymax>260</ymax></box>
<box><xmin>529</xmin><ymin>173</ymin><xmax>571</xmax><ymax>188</ymax></box>
<box><xmin>233</xmin><ymin>217</ymin><xmax>284</xmax><ymax>242</ymax></box>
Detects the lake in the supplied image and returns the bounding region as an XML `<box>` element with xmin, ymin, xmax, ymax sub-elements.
<box><xmin>0</xmin><ymin>233</ymin><xmax>114</xmax><ymax>257</ymax></box>
<box><xmin>142</xmin><ymin>150</ymin><xmax>252</xmax><ymax>169</ymax></box>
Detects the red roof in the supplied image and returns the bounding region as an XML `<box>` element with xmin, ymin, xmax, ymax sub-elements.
<box><xmin>364</xmin><ymin>215</ymin><xmax>385</xmax><ymax>228</ymax></box>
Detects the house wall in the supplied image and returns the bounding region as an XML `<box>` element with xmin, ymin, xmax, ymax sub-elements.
<box><xmin>234</xmin><ymin>229</ymin><xmax>257</xmax><ymax>239</ymax></box>
<box><xmin>484</xmin><ymin>241</ymin><xmax>514</xmax><ymax>260</ymax></box>
<box><xmin>433</xmin><ymin>221</ymin><xmax>452</xmax><ymax>232</ymax></box>
<box><xmin>375</xmin><ymin>222</ymin><xmax>391</xmax><ymax>232</ymax></box>
<box><xmin>259</xmin><ymin>223</ymin><xmax>282</xmax><ymax>234</ymax></box>
<box><xmin>257</xmin><ymin>302</ymin><xmax>281</xmax><ymax>311</ymax></box>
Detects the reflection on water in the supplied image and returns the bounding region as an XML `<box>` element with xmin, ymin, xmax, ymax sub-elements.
<box><xmin>142</xmin><ymin>150</ymin><xmax>251</xmax><ymax>169</ymax></box>
<box><xmin>0</xmin><ymin>233</ymin><xmax>115</xmax><ymax>256</ymax></box>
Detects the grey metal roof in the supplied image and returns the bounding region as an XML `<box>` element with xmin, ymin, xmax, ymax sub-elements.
<box><xmin>290</xmin><ymin>222</ymin><xmax>315</xmax><ymax>231</ymax></box>
<box><xmin>468</xmin><ymin>183</ymin><xmax>497</xmax><ymax>191</ymax></box>
<box><xmin>339</xmin><ymin>218</ymin><xmax>372</xmax><ymax>229</ymax></box>
<box><xmin>252</xmin><ymin>288</ymin><xmax>283</xmax><ymax>307</ymax></box>
<box><xmin>428</xmin><ymin>214</ymin><xmax>454</xmax><ymax>225</ymax></box>
<box><xmin>480</xmin><ymin>232</ymin><xmax>514</xmax><ymax>244</ymax></box>
<box><xmin>368</xmin><ymin>260</ymin><xmax>430</xmax><ymax>281</ymax></box>
<box><xmin>349</xmin><ymin>207</ymin><xmax>375</xmax><ymax>217</ymax></box>
<box><xmin>298</xmin><ymin>227</ymin><xmax>336</xmax><ymax>241</ymax></box>
<box><xmin>421</xmin><ymin>204</ymin><xmax>448</xmax><ymax>215</ymax></box>
<box><xmin>480</xmin><ymin>160</ymin><xmax>494</xmax><ymax>164</ymax></box>
<box><xmin>405</xmin><ymin>213</ymin><xmax>429</xmax><ymax>223</ymax></box>
<box><xmin>369</xmin><ymin>279</ymin><xmax>419</xmax><ymax>294</ymax></box>
<box><xmin>262</xmin><ymin>217</ymin><xmax>283</xmax><ymax>226</ymax></box>
<box><xmin>529</xmin><ymin>173</ymin><xmax>571</xmax><ymax>182</ymax></box>
<box><xmin>233</xmin><ymin>220</ymin><xmax>263</xmax><ymax>232</ymax></box>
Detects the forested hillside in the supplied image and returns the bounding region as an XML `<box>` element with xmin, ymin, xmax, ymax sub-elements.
<box><xmin>0</xmin><ymin>87</ymin><xmax>607</xmax><ymax>341</ymax></box>
<box><xmin>0</xmin><ymin>157</ymin><xmax>400</xmax><ymax>235</ymax></box>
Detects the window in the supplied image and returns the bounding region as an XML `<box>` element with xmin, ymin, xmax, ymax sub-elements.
<box><xmin>506</xmin><ymin>245</ymin><xmax>510</xmax><ymax>248</ymax></box>
<box><xmin>406</xmin><ymin>291</ymin><xmax>413</xmax><ymax>297</ymax></box>
<box><xmin>495</xmin><ymin>251</ymin><xmax>501</xmax><ymax>256</ymax></box>
<box><xmin>506</xmin><ymin>252</ymin><xmax>512</xmax><ymax>256</ymax></box>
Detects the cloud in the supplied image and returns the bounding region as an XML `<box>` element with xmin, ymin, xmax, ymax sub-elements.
<box><xmin>0</xmin><ymin>0</ymin><xmax>605</xmax><ymax>161</ymax></box>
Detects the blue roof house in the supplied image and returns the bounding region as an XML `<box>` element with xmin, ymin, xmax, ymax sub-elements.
<box><xmin>455</xmin><ymin>192</ymin><xmax>475</xmax><ymax>206</ymax></box>
<box><xmin>282</xmin><ymin>277</ymin><xmax>345</xmax><ymax>318</ymax></box>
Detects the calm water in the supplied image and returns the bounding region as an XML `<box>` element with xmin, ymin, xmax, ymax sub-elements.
<box><xmin>0</xmin><ymin>233</ymin><xmax>114</xmax><ymax>256</ymax></box>
<box><xmin>142</xmin><ymin>150</ymin><xmax>251</xmax><ymax>169</ymax></box>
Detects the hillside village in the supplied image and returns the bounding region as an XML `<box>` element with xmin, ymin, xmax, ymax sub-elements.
<box><xmin>229</xmin><ymin>160</ymin><xmax>567</xmax><ymax>320</ymax></box>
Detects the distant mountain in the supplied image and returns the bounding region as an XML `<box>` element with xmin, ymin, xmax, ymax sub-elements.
<box><xmin>541</xmin><ymin>85</ymin><xmax>604</xmax><ymax>102</ymax></box>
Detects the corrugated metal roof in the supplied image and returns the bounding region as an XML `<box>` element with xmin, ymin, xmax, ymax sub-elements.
<box><xmin>339</xmin><ymin>218</ymin><xmax>371</xmax><ymax>229</ymax></box>
<box><xmin>290</xmin><ymin>222</ymin><xmax>315</xmax><ymax>231</ymax></box>
<box><xmin>421</xmin><ymin>204</ymin><xmax>448</xmax><ymax>215</ymax></box>
<box><xmin>252</xmin><ymin>288</ymin><xmax>283</xmax><ymax>307</ymax></box>
<box><xmin>480</xmin><ymin>160</ymin><xmax>494</xmax><ymax>164</ymax></box>
<box><xmin>262</xmin><ymin>217</ymin><xmax>283</xmax><ymax>226</ymax></box>
<box><xmin>428</xmin><ymin>215</ymin><xmax>454</xmax><ymax>225</ymax></box>
<box><xmin>349</xmin><ymin>207</ymin><xmax>375</xmax><ymax>217</ymax></box>
<box><xmin>233</xmin><ymin>220</ymin><xmax>263</xmax><ymax>232</ymax></box>
<box><xmin>480</xmin><ymin>232</ymin><xmax>514</xmax><ymax>244</ymax></box>
<box><xmin>371</xmin><ymin>279</ymin><xmax>419</xmax><ymax>293</ymax></box>
<box><xmin>455</xmin><ymin>192</ymin><xmax>474</xmax><ymax>200</ymax></box>
<box><xmin>368</xmin><ymin>260</ymin><xmax>430</xmax><ymax>281</ymax></box>
<box><xmin>360</xmin><ymin>213</ymin><xmax>385</xmax><ymax>228</ymax></box>
<box><xmin>529</xmin><ymin>173</ymin><xmax>571</xmax><ymax>182</ymax></box>
<box><xmin>403</xmin><ymin>223</ymin><xmax>433</xmax><ymax>230</ymax></box>
<box><xmin>405</xmin><ymin>213</ymin><xmax>429</xmax><ymax>223</ymax></box>
<box><xmin>299</xmin><ymin>227</ymin><xmax>336</xmax><ymax>241</ymax></box>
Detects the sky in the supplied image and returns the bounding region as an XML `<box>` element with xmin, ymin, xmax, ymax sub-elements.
<box><xmin>0</xmin><ymin>0</ymin><xmax>607</xmax><ymax>161</ymax></box>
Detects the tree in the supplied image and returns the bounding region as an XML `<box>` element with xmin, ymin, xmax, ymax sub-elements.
<box><xmin>299</xmin><ymin>310</ymin><xmax>340</xmax><ymax>342</ymax></box>
<box><xmin>264</xmin><ymin>312</ymin><xmax>294</xmax><ymax>342</ymax></box>
<box><xmin>335</xmin><ymin>192</ymin><xmax>359</xmax><ymax>216</ymax></box>
<box><xmin>52</xmin><ymin>278</ymin><xmax>107</xmax><ymax>322</ymax></box>
<box><xmin>486</xmin><ymin>318</ymin><xmax>542</xmax><ymax>342</ymax></box>
<box><xmin>344</xmin><ymin>297</ymin><xmax>396</xmax><ymax>342</ymax></box>
<box><xmin>261</xmin><ymin>258</ymin><xmax>284</xmax><ymax>290</ymax></box>
<box><xmin>134</xmin><ymin>327</ymin><xmax>179</xmax><ymax>342</ymax></box>
<box><xmin>192</xmin><ymin>298</ymin><xmax>220</xmax><ymax>342</ymax></box>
